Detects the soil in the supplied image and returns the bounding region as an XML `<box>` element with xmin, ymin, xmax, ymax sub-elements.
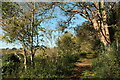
<box><xmin>71</xmin><ymin>59</ymin><xmax>93</xmax><ymax>78</ymax></box>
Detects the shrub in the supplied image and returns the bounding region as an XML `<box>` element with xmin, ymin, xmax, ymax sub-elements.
<box><xmin>2</xmin><ymin>51</ymin><xmax>80</xmax><ymax>78</ymax></box>
<box><xmin>82</xmin><ymin>70</ymin><xmax>92</xmax><ymax>78</ymax></box>
<box><xmin>19</xmin><ymin>52</ymin><xmax>79</xmax><ymax>78</ymax></box>
<box><xmin>2</xmin><ymin>53</ymin><xmax>20</xmax><ymax>78</ymax></box>
<box><xmin>92</xmin><ymin>42</ymin><xmax>120</xmax><ymax>78</ymax></box>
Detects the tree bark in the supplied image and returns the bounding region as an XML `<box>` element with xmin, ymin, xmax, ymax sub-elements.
<box><xmin>23</xmin><ymin>48</ymin><xmax>27</xmax><ymax>70</ymax></box>
<box><xmin>92</xmin><ymin>19</ymin><xmax>111</xmax><ymax>45</ymax></box>
<box><xmin>30</xmin><ymin>53</ymin><xmax>35</xmax><ymax>67</ymax></box>
<box><xmin>92</xmin><ymin>1</ymin><xmax>111</xmax><ymax>46</ymax></box>
<box><xmin>29</xmin><ymin>2</ymin><xmax>35</xmax><ymax>67</ymax></box>
<box><xmin>116</xmin><ymin>39</ymin><xmax>119</xmax><ymax>51</ymax></box>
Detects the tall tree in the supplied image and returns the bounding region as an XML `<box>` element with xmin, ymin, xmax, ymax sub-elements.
<box><xmin>1</xmin><ymin>2</ymin><xmax>55</xmax><ymax>68</ymax></box>
<box><xmin>25</xmin><ymin>2</ymin><xmax>54</xmax><ymax>66</ymax></box>
<box><xmin>2</xmin><ymin>2</ymin><xmax>21</xmax><ymax>19</ymax></box>
<box><xmin>53</xmin><ymin>1</ymin><xmax>117</xmax><ymax>46</ymax></box>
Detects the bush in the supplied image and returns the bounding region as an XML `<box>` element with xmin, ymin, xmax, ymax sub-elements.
<box><xmin>92</xmin><ymin>42</ymin><xmax>120</xmax><ymax>78</ymax></box>
<box><xmin>82</xmin><ymin>70</ymin><xmax>92</xmax><ymax>78</ymax></box>
<box><xmin>19</xmin><ymin>52</ymin><xmax>79</xmax><ymax>78</ymax></box>
<box><xmin>2</xmin><ymin>51</ymin><xmax>80</xmax><ymax>78</ymax></box>
<box><xmin>2</xmin><ymin>53</ymin><xmax>20</xmax><ymax>78</ymax></box>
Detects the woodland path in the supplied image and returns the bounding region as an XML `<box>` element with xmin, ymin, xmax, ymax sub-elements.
<box><xmin>71</xmin><ymin>59</ymin><xmax>93</xmax><ymax>78</ymax></box>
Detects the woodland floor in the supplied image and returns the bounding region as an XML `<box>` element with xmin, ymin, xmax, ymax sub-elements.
<box><xmin>71</xmin><ymin>58</ymin><xmax>94</xmax><ymax>78</ymax></box>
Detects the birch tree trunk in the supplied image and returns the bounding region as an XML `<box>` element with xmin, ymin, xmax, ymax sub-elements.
<box><xmin>30</xmin><ymin>53</ymin><xmax>35</xmax><ymax>66</ymax></box>
<box><xmin>23</xmin><ymin>46</ymin><xmax>27</xmax><ymax>70</ymax></box>
<box><xmin>116</xmin><ymin>39</ymin><xmax>119</xmax><ymax>52</ymax></box>
<box><xmin>30</xmin><ymin>2</ymin><xmax>35</xmax><ymax>66</ymax></box>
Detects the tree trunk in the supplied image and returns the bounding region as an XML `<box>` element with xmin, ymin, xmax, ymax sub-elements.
<box><xmin>23</xmin><ymin>48</ymin><xmax>27</xmax><ymax>70</ymax></box>
<box><xmin>116</xmin><ymin>39</ymin><xmax>119</xmax><ymax>52</ymax></box>
<box><xmin>92</xmin><ymin>19</ymin><xmax>111</xmax><ymax>46</ymax></box>
<box><xmin>15</xmin><ymin>52</ymin><xmax>21</xmax><ymax>61</ymax></box>
<box><xmin>30</xmin><ymin>2</ymin><xmax>35</xmax><ymax>67</ymax></box>
<box><xmin>30</xmin><ymin>53</ymin><xmax>35</xmax><ymax>67</ymax></box>
<box><xmin>92</xmin><ymin>1</ymin><xmax>111</xmax><ymax>46</ymax></box>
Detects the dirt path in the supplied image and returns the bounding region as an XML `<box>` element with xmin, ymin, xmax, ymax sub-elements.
<box><xmin>71</xmin><ymin>59</ymin><xmax>92</xmax><ymax>78</ymax></box>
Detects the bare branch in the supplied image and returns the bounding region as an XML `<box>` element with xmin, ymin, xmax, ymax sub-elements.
<box><xmin>93</xmin><ymin>2</ymin><xmax>99</xmax><ymax>10</ymax></box>
<box><xmin>55</xmin><ymin>4</ymin><xmax>84</xmax><ymax>14</ymax></box>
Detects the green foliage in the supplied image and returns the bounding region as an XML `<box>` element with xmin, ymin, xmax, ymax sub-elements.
<box><xmin>19</xmin><ymin>52</ymin><xmax>79</xmax><ymax>78</ymax></box>
<box><xmin>2</xmin><ymin>53</ymin><xmax>20</xmax><ymax>63</ymax></box>
<box><xmin>58</xmin><ymin>33</ymin><xmax>74</xmax><ymax>51</ymax></box>
<box><xmin>2</xmin><ymin>2</ymin><xmax>120</xmax><ymax>79</ymax></box>
<box><xmin>107</xmin><ymin>2</ymin><xmax>120</xmax><ymax>26</ymax></box>
<box><xmin>92</xmin><ymin>42</ymin><xmax>120</xmax><ymax>78</ymax></box>
<box><xmin>2</xmin><ymin>53</ymin><xmax>20</xmax><ymax>77</ymax></box>
<box><xmin>2</xmin><ymin>52</ymin><xmax>79</xmax><ymax>78</ymax></box>
<box><xmin>2</xmin><ymin>2</ymin><xmax>21</xmax><ymax>19</ymax></box>
<box><xmin>12</xmin><ymin>47</ymin><xmax>17</xmax><ymax>50</ymax></box>
<box><xmin>111</xmin><ymin>25</ymin><xmax>120</xmax><ymax>40</ymax></box>
<box><xmin>82</xmin><ymin>70</ymin><xmax>92</xmax><ymax>78</ymax></box>
<box><xmin>57</xmin><ymin>32</ymin><xmax>80</xmax><ymax>54</ymax></box>
<box><xmin>75</xmin><ymin>23</ymin><xmax>100</xmax><ymax>54</ymax></box>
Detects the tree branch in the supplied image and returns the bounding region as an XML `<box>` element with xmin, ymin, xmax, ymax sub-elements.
<box><xmin>56</xmin><ymin>4</ymin><xmax>83</xmax><ymax>14</ymax></box>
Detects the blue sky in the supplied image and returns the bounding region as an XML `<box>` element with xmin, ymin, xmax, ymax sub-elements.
<box><xmin>0</xmin><ymin>5</ymin><xmax>87</xmax><ymax>49</ymax></box>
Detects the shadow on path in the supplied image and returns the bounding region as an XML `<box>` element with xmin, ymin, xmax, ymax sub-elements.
<box><xmin>71</xmin><ymin>59</ymin><xmax>93</xmax><ymax>78</ymax></box>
